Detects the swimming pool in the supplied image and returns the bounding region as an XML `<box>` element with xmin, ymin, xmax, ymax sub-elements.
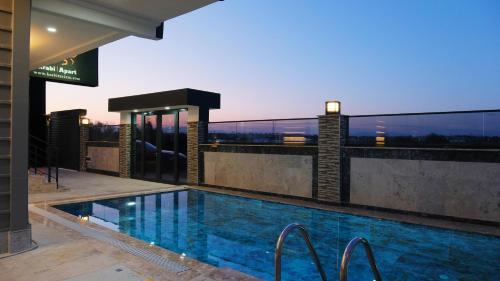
<box><xmin>54</xmin><ymin>190</ymin><xmax>500</xmax><ymax>281</ymax></box>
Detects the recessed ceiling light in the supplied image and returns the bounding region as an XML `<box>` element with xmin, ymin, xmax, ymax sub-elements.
<box><xmin>165</xmin><ymin>107</ymin><xmax>170</xmax><ymax>110</ymax></box>
<box><xmin>133</xmin><ymin>109</ymin><xmax>138</xmax><ymax>112</ymax></box>
<box><xmin>47</xmin><ymin>26</ymin><xmax>57</xmax><ymax>33</ymax></box>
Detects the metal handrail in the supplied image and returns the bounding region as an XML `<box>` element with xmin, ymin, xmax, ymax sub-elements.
<box><xmin>339</xmin><ymin>237</ymin><xmax>382</xmax><ymax>281</ymax></box>
<box><xmin>275</xmin><ymin>223</ymin><xmax>327</xmax><ymax>281</ymax></box>
<box><xmin>209</xmin><ymin>117</ymin><xmax>318</xmax><ymax>124</ymax></box>
<box><xmin>348</xmin><ymin>108</ymin><xmax>500</xmax><ymax>118</ymax></box>
<box><xmin>28</xmin><ymin>135</ymin><xmax>59</xmax><ymax>188</ymax></box>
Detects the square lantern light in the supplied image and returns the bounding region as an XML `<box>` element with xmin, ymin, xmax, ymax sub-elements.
<box><xmin>325</xmin><ymin>101</ymin><xmax>341</xmax><ymax>115</ymax></box>
<box><xmin>80</xmin><ymin>117</ymin><xmax>90</xmax><ymax>125</ymax></box>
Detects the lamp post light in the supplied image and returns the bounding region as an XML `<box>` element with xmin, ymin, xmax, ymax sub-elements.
<box><xmin>80</xmin><ymin>117</ymin><xmax>90</xmax><ymax>125</ymax></box>
<box><xmin>325</xmin><ymin>101</ymin><xmax>341</xmax><ymax>115</ymax></box>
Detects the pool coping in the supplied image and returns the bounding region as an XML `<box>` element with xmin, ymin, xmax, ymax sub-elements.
<box><xmin>29</xmin><ymin>205</ymin><xmax>190</xmax><ymax>274</ymax></box>
<box><xmin>39</xmin><ymin>183</ymin><xmax>499</xmax><ymax>238</ymax></box>
<box><xmin>29</xmin><ymin>186</ymin><xmax>262</xmax><ymax>281</ymax></box>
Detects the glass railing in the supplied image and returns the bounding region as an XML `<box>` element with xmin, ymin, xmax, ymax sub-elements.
<box><xmin>89</xmin><ymin>125</ymin><xmax>120</xmax><ymax>142</ymax></box>
<box><xmin>347</xmin><ymin>110</ymin><xmax>500</xmax><ymax>148</ymax></box>
<box><xmin>208</xmin><ymin>118</ymin><xmax>319</xmax><ymax>145</ymax></box>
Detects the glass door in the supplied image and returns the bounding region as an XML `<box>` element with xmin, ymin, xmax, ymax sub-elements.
<box><xmin>143</xmin><ymin>114</ymin><xmax>159</xmax><ymax>181</ymax></box>
<box><xmin>132</xmin><ymin>109</ymin><xmax>187</xmax><ymax>184</ymax></box>
<box><xmin>132</xmin><ymin>114</ymin><xmax>143</xmax><ymax>178</ymax></box>
<box><xmin>161</xmin><ymin>112</ymin><xmax>177</xmax><ymax>182</ymax></box>
<box><xmin>178</xmin><ymin>110</ymin><xmax>188</xmax><ymax>182</ymax></box>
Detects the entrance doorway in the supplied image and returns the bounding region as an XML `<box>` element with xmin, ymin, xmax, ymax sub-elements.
<box><xmin>132</xmin><ymin>109</ymin><xmax>188</xmax><ymax>183</ymax></box>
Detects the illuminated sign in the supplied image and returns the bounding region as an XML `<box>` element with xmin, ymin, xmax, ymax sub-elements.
<box><xmin>30</xmin><ymin>49</ymin><xmax>98</xmax><ymax>87</ymax></box>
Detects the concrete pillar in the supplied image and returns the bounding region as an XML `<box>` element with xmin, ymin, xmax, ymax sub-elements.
<box><xmin>317</xmin><ymin>113</ymin><xmax>347</xmax><ymax>203</ymax></box>
<box><xmin>119</xmin><ymin>112</ymin><xmax>131</xmax><ymax>178</ymax></box>
<box><xmin>0</xmin><ymin>0</ymin><xmax>32</xmax><ymax>254</ymax></box>
<box><xmin>79</xmin><ymin>124</ymin><xmax>89</xmax><ymax>171</ymax></box>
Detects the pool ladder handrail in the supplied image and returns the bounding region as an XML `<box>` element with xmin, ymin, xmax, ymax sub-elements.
<box><xmin>274</xmin><ymin>223</ymin><xmax>328</xmax><ymax>281</ymax></box>
<box><xmin>275</xmin><ymin>223</ymin><xmax>382</xmax><ymax>281</ymax></box>
<box><xmin>339</xmin><ymin>237</ymin><xmax>382</xmax><ymax>281</ymax></box>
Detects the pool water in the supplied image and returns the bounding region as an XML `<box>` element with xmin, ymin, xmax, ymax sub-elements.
<box><xmin>55</xmin><ymin>190</ymin><xmax>500</xmax><ymax>281</ymax></box>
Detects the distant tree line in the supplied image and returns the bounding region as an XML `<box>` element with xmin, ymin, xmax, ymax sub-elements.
<box><xmin>89</xmin><ymin>122</ymin><xmax>120</xmax><ymax>142</ymax></box>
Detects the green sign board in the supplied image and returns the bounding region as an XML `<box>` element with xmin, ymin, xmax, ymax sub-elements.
<box><xmin>30</xmin><ymin>49</ymin><xmax>98</xmax><ymax>87</ymax></box>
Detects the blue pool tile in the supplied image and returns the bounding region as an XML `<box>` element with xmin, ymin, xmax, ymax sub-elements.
<box><xmin>55</xmin><ymin>190</ymin><xmax>500</xmax><ymax>281</ymax></box>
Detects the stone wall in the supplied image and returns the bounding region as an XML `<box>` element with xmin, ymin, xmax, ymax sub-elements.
<box><xmin>345</xmin><ymin>147</ymin><xmax>500</xmax><ymax>223</ymax></box>
<box><xmin>200</xmin><ymin>144</ymin><xmax>318</xmax><ymax>198</ymax></box>
<box><xmin>0</xmin><ymin>0</ymin><xmax>13</xmax><ymax>245</ymax></box>
<box><xmin>119</xmin><ymin>124</ymin><xmax>131</xmax><ymax>178</ymax></box>
<box><xmin>0</xmin><ymin>0</ymin><xmax>32</xmax><ymax>254</ymax></box>
<box><xmin>86</xmin><ymin>143</ymin><xmax>119</xmax><ymax>175</ymax></box>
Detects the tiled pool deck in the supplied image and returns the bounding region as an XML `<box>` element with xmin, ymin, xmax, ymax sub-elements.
<box><xmin>1</xmin><ymin>170</ymin><xmax>498</xmax><ymax>281</ymax></box>
<box><xmin>2</xmin><ymin>170</ymin><xmax>259</xmax><ymax>281</ymax></box>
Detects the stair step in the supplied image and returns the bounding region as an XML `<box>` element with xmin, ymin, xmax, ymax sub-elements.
<box><xmin>0</xmin><ymin>25</ymin><xmax>11</xmax><ymax>32</ymax></box>
<box><xmin>0</xmin><ymin>81</ymin><xmax>10</xmax><ymax>87</ymax></box>
<box><xmin>0</xmin><ymin>63</ymin><xmax>10</xmax><ymax>70</ymax></box>
<box><xmin>0</xmin><ymin>137</ymin><xmax>10</xmax><ymax>141</ymax></box>
<box><xmin>0</xmin><ymin>7</ymin><xmax>12</xmax><ymax>14</ymax></box>
<box><xmin>0</xmin><ymin>118</ymin><xmax>10</xmax><ymax>123</ymax></box>
<box><xmin>0</xmin><ymin>154</ymin><xmax>10</xmax><ymax>159</ymax></box>
<box><xmin>0</xmin><ymin>209</ymin><xmax>9</xmax><ymax>215</ymax></box>
<box><xmin>0</xmin><ymin>44</ymin><xmax>11</xmax><ymax>51</ymax></box>
<box><xmin>0</xmin><ymin>100</ymin><xmax>10</xmax><ymax>105</ymax></box>
<box><xmin>0</xmin><ymin>173</ymin><xmax>9</xmax><ymax>178</ymax></box>
<box><xmin>0</xmin><ymin>191</ymin><xmax>10</xmax><ymax>196</ymax></box>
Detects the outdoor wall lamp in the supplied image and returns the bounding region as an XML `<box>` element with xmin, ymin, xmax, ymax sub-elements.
<box><xmin>325</xmin><ymin>101</ymin><xmax>341</xmax><ymax>115</ymax></box>
<box><xmin>46</xmin><ymin>26</ymin><xmax>57</xmax><ymax>33</ymax></box>
<box><xmin>80</xmin><ymin>117</ymin><xmax>90</xmax><ymax>125</ymax></box>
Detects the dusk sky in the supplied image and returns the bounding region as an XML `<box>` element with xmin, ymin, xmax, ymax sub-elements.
<box><xmin>46</xmin><ymin>0</ymin><xmax>500</xmax><ymax>124</ymax></box>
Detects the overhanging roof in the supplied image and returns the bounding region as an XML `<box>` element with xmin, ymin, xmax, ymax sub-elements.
<box><xmin>30</xmin><ymin>0</ymin><xmax>219</xmax><ymax>69</ymax></box>
<box><xmin>108</xmin><ymin>88</ymin><xmax>220</xmax><ymax>112</ymax></box>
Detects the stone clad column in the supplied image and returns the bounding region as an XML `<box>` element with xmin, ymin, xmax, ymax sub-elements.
<box><xmin>0</xmin><ymin>0</ymin><xmax>32</xmax><ymax>254</ymax></box>
<box><xmin>79</xmin><ymin>123</ymin><xmax>89</xmax><ymax>171</ymax></box>
<box><xmin>187</xmin><ymin>120</ymin><xmax>207</xmax><ymax>185</ymax></box>
<box><xmin>119</xmin><ymin>112</ymin><xmax>131</xmax><ymax>178</ymax></box>
<box><xmin>317</xmin><ymin>113</ymin><xmax>347</xmax><ymax>203</ymax></box>
<box><xmin>187</xmin><ymin>106</ymin><xmax>208</xmax><ymax>185</ymax></box>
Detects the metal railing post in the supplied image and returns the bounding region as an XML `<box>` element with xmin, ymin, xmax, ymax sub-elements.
<box><xmin>47</xmin><ymin>145</ymin><xmax>52</xmax><ymax>183</ymax></box>
<box><xmin>34</xmin><ymin>146</ymin><xmax>38</xmax><ymax>175</ymax></box>
<box><xmin>29</xmin><ymin>134</ymin><xmax>60</xmax><ymax>188</ymax></box>
<box><xmin>55</xmin><ymin>148</ymin><xmax>59</xmax><ymax>189</ymax></box>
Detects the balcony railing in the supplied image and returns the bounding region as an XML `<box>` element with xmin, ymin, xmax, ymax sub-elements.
<box><xmin>347</xmin><ymin>110</ymin><xmax>500</xmax><ymax>148</ymax></box>
<box><xmin>207</xmin><ymin>118</ymin><xmax>319</xmax><ymax>145</ymax></box>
